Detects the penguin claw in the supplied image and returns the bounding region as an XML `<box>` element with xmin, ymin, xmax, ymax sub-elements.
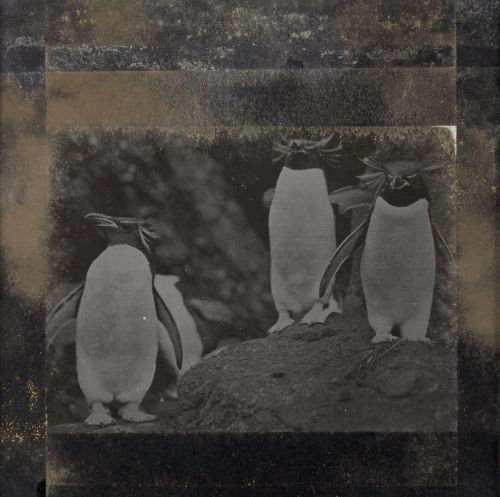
<box><xmin>119</xmin><ymin>410</ymin><xmax>157</xmax><ymax>423</ymax></box>
<box><xmin>300</xmin><ymin>310</ymin><xmax>329</xmax><ymax>325</ymax></box>
<box><xmin>371</xmin><ymin>334</ymin><xmax>399</xmax><ymax>344</ymax></box>
<box><xmin>83</xmin><ymin>412</ymin><xmax>116</xmax><ymax>427</ymax></box>
<box><xmin>267</xmin><ymin>318</ymin><xmax>295</xmax><ymax>335</ymax></box>
<box><xmin>300</xmin><ymin>299</ymin><xmax>342</xmax><ymax>326</ymax></box>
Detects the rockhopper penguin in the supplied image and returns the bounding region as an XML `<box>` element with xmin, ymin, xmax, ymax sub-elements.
<box><xmin>267</xmin><ymin>136</ymin><xmax>344</xmax><ymax>334</ymax></box>
<box><xmin>320</xmin><ymin>158</ymin><xmax>454</xmax><ymax>343</ymax></box>
<box><xmin>46</xmin><ymin>213</ymin><xmax>183</xmax><ymax>426</ymax></box>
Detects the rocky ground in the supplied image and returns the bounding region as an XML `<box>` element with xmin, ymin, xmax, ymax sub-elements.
<box><xmin>177</xmin><ymin>316</ymin><xmax>456</xmax><ymax>432</ymax></box>
<box><xmin>50</xmin><ymin>313</ymin><xmax>457</xmax><ymax>434</ymax></box>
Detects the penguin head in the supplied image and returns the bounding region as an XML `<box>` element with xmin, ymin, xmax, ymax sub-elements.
<box><xmin>84</xmin><ymin>213</ymin><xmax>161</xmax><ymax>255</ymax></box>
<box><xmin>357</xmin><ymin>158</ymin><xmax>444</xmax><ymax>207</ymax></box>
<box><xmin>272</xmin><ymin>135</ymin><xmax>342</xmax><ymax>171</ymax></box>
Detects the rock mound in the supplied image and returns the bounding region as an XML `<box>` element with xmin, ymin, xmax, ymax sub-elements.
<box><xmin>178</xmin><ymin>315</ymin><xmax>456</xmax><ymax>432</ymax></box>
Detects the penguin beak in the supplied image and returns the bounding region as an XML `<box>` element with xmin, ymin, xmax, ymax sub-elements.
<box><xmin>289</xmin><ymin>141</ymin><xmax>307</xmax><ymax>155</ymax></box>
<box><xmin>290</xmin><ymin>148</ymin><xmax>307</xmax><ymax>156</ymax></box>
<box><xmin>389</xmin><ymin>177</ymin><xmax>410</xmax><ymax>190</ymax></box>
<box><xmin>84</xmin><ymin>213</ymin><xmax>119</xmax><ymax>229</ymax></box>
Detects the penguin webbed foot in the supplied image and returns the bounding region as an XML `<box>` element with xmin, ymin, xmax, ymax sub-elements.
<box><xmin>301</xmin><ymin>300</ymin><xmax>340</xmax><ymax>326</ymax></box>
<box><xmin>267</xmin><ymin>312</ymin><xmax>295</xmax><ymax>335</ymax></box>
<box><xmin>371</xmin><ymin>333</ymin><xmax>399</xmax><ymax>344</ymax></box>
<box><xmin>118</xmin><ymin>403</ymin><xmax>157</xmax><ymax>423</ymax></box>
<box><xmin>84</xmin><ymin>412</ymin><xmax>116</xmax><ymax>427</ymax></box>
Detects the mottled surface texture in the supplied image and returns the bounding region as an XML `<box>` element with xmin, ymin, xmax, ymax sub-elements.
<box><xmin>179</xmin><ymin>318</ymin><xmax>456</xmax><ymax>432</ymax></box>
<box><xmin>45</xmin><ymin>69</ymin><xmax>456</xmax><ymax>129</ymax></box>
<box><xmin>45</xmin><ymin>0</ymin><xmax>455</xmax><ymax>67</ymax></box>
<box><xmin>457</xmin><ymin>0</ymin><xmax>500</xmax><ymax>66</ymax></box>
<box><xmin>455</xmin><ymin>1</ymin><xmax>499</xmax><ymax>497</ymax></box>
<box><xmin>0</xmin><ymin>0</ymin><xmax>498</xmax><ymax>496</ymax></box>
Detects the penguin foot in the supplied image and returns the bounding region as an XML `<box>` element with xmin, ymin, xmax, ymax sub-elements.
<box><xmin>83</xmin><ymin>412</ymin><xmax>116</xmax><ymax>427</ymax></box>
<box><xmin>119</xmin><ymin>403</ymin><xmax>157</xmax><ymax>423</ymax></box>
<box><xmin>268</xmin><ymin>317</ymin><xmax>295</xmax><ymax>335</ymax></box>
<box><xmin>300</xmin><ymin>308</ymin><xmax>335</xmax><ymax>325</ymax></box>
<box><xmin>371</xmin><ymin>333</ymin><xmax>399</xmax><ymax>344</ymax></box>
<box><xmin>301</xmin><ymin>300</ymin><xmax>340</xmax><ymax>325</ymax></box>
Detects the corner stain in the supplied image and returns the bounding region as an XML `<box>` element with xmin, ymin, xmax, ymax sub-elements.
<box><xmin>1</xmin><ymin>83</ymin><xmax>49</xmax><ymax>300</ymax></box>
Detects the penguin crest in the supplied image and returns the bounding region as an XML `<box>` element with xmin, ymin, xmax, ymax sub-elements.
<box><xmin>319</xmin><ymin>156</ymin><xmax>454</xmax><ymax>299</ymax></box>
<box><xmin>272</xmin><ymin>135</ymin><xmax>343</xmax><ymax>171</ymax></box>
<box><xmin>356</xmin><ymin>157</ymin><xmax>444</xmax><ymax>206</ymax></box>
<box><xmin>84</xmin><ymin>212</ymin><xmax>161</xmax><ymax>256</ymax></box>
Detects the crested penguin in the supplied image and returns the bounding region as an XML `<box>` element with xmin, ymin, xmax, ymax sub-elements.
<box><xmin>320</xmin><ymin>158</ymin><xmax>454</xmax><ymax>343</ymax></box>
<box><xmin>46</xmin><ymin>213</ymin><xmax>183</xmax><ymax>426</ymax></box>
<box><xmin>267</xmin><ymin>136</ymin><xmax>343</xmax><ymax>334</ymax></box>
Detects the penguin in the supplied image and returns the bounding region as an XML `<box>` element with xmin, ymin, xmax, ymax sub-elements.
<box><xmin>262</xmin><ymin>185</ymin><xmax>372</xmax><ymax>318</ymax></box>
<box><xmin>267</xmin><ymin>136</ymin><xmax>344</xmax><ymax>334</ymax></box>
<box><xmin>46</xmin><ymin>213</ymin><xmax>183</xmax><ymax>426</ymax></box>
<box><xmin>153</xmin><ymin>274</ymin><xmax>203</xmax><ymax>381</ymax></box>
<box><xmin>319</xmin><ymin>158</ymin><xmax>454</xmax><ymax>343</ymax></box>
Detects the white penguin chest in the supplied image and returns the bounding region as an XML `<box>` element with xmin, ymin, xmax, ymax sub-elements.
<box><xmin>77</xmin><ymin>245</ymin><xmax>157</xmax><ymax>339</ymax></box>
<box><xmin>363</xmin><ymin>197</ymin><xmax>434</xmax><ymax>260</ymax></box>
<box><xmin>269</xmin><ymin>168</ymin><xmax>335</xmax><ymax>244</ymax></box>
<box><xmin>361</xmin><ymin>197</ymin><xmax>436</xmax><ymax>320</ymax></box>
<box><xmin>268</xmin><ymin>168</ymin><xmax>337</xmax><ymax>312</ymax></box>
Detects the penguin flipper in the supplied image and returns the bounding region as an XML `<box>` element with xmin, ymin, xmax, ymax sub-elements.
<box><xmin>319</xmin><ymin>218</ymin><xmax>369</xmax><ymax>298</ymax></box>
<box><xmin>157</xmin><ymin>322</ymin><xmax>180</xmax><ymax>374</ymax></box>
<box><xmin>153</xmin><ymin>286</ymin><xmax>183</xmax><ymax>369</ymax></box>
<box><xmin>262</xmin><ymin>188</ymin><xmax>275</xmax><ymax>209</ymax></box>
<box><xmin>328</xmin><ymin>187</ymin><xmax>373</xmax><ymax>215</ymax></box>
<box><xmin>48</xmin><ymin>319</ymin><xmax>77</xmax><ymax>358</ymax></box>
<box><xmin>46</xmin><ymin>282</ymin><xmax>85</xmax><ymax>350</ymax></box>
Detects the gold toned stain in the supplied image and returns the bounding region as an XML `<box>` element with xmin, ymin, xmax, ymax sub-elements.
<box><xmin>62</xmin><ymin>0</ymin><xmax>148</xmax><ymax>45</ymax></box>
<box><xmin>0</xmin><ymin>84</ymin><xmax>37</xmax><ymax>128</ymax></box>
<box><xmin>456</xmin><ymin>127</ymin><xmax>496</xmax><ymax>347</ymax></box>
<box><xmin>0</xmin><ymin>83</ymin><xmax>49</xmax><ymax>299</ymax></box>
<box><xmin>86</xmin><ymin>0</ymin><xmax>147</xmax><ymax>44</ymax></box>
<box><xmin>458</xmin><ymin>216</ymin><xmax>496</xmax><ymax>344</ymax></box>
<box><xmin>0</xmin><ymin>418</ymin><xmax>45</xmax><ymax>445</ymax></box>
<box><xmin>26</xmin><ymin>379</ymin><xmax>39</xmax><ymax>412</ymax></box>
<box><xmin>47</xmin><ymin>69</ymin><xmax>455</xmax><ymax>129</ymax></box>
<box><xmin>47</xmin><ymin>72</ymin><xmax>206</xmax><ymax>130</ymax></box>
